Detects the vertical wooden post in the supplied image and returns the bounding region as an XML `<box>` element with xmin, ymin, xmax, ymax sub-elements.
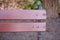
<box><xmin>44</xmin><ymin>0</ymin><xmax>58</xmax><ymax>18</ymax></box>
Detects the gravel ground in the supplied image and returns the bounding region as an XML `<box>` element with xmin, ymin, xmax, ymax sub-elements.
<box><xmin>0</xmin><ymin>32</ymin><xmax>38</xmax><ymax>40</ymax></box>
<box><xmin>0</xmin><ymin>18</ymin><xmax>60</xmax><ymax>40</ymax></box>
<box><xmin>41</xmin><ymin>18</ymin><xmax>60</xmax><ymax>40</ymax></box>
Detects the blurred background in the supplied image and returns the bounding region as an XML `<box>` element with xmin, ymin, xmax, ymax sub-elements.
<box><xmin>0</xmin><ymin>0</ymin><xmax>60</xmax><ymax>40</ymax></box>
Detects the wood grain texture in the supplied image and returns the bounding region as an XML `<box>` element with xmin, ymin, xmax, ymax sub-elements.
<box><xmin>44</xmin><ymin>0</ymin><xmax>58</xmax><ymax>18</ymax></box>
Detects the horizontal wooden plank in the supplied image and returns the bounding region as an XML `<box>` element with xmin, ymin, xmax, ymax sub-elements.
<box><xmin>0</xmin><ymin>10</ymin><xmax>46</xmax><ymax>19</ymax></box>
<box><xmin>0</xmin><ymin>22</ymin><xmax>46</xmax><ymax>32</ymax></box>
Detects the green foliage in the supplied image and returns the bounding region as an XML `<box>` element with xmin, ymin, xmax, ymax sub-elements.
<box><xmin>17</xmin><ymin>0</ymin><xmax>43</xmax><ymax>10</ymax></box>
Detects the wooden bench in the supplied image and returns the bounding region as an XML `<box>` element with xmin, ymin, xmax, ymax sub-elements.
<box><xmin>0</xmin><ymin>10</ymin><xmax>46</xmax><ymax>32</ymax></box>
